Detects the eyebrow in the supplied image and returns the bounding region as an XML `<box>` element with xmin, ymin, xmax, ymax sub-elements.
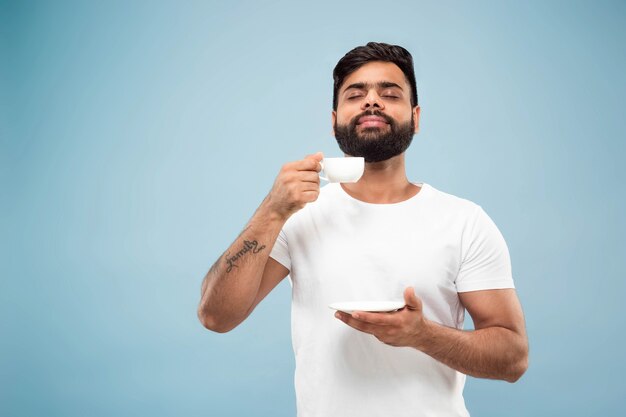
<box><xmin>342</xmin><ymin>81</ymin><xmax>404</xmax><ymax>93</ymax></box>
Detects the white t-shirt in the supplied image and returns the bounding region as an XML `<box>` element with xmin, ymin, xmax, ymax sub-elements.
<box><xmin>269</xmin><ymin>182</ymin><xmax>514</xmax><ymax>417</ymax></box>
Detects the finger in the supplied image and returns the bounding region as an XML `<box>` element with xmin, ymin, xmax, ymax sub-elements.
<box><xmin>296</xmin><ymin>157</ymin><xmax>322</xmax><ymax>172</ymax></box>
<box><xmin>300</xmin><ymin>181</ymin><xmax>320</xmax><ymax>191</ymax></box>
<box><xmin>302</xmin><ymin>152</ymin><xmax>324</xmax><ymax>172</ymax></box>
<box><xmin>301</xmin><ymin>190</ymin><xmax>320</xmax><ymax>202</ymax></box>
<box><xmin>299</xmin><ymin>182</ymin><xmax>320</xmax><ymax>194</ymax></box>
<box><xmin>297</xmin><ymin>171</ymin><xmax>321</xmax><ymax>184</ymax></box>
<box><xmin>403</xmin><ymin>287</ymin><xmax>422</xmax><ymax>311</ymax></box>
<box><xmin>350</xmin><ymin>311</ymin><xmax>394</xmax><ymax>326</ymax></box>
<box><xmin>304</xmin><ymin>151</ymin><xmax>324</xmax><ymax>162</ymax></box>
<box><xmin>335</xmin><ymin>312</ymin><xmax>382</xmax><ymax>334</ymax></box>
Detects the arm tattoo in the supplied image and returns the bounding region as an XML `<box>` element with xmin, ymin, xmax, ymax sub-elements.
<box><xmin>225</xmin><ymin>239</ymin><xmax>267</xmax><ymax>273</ymax></box>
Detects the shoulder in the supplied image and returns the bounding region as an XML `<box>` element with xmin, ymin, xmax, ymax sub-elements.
<box><xmin>422</xmin><ymin>183</ymin><xmax>481</xmax><ymax>216</ymax></box>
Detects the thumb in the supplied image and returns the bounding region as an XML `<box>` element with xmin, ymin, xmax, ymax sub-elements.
<box><xmin>404</xmin><ymin>287</ymin><xmax>422</xmax><ymax>311</ymax></box>
<box><xmin>305</xmin><ymin>151</ymin><xmax>323</xmax><ymax>161</ymax></box>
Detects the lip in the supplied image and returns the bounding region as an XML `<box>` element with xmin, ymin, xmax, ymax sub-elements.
<box><xmin>357</xmin><ymin>115</ymin><xmax>389</xmax><ymax>127</ymax></box>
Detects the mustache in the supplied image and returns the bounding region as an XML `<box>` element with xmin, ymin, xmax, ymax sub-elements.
<box><xmin>350</xmin><ymin>110</ymin><xmax>394</xmax><ymax>126</ymax></box>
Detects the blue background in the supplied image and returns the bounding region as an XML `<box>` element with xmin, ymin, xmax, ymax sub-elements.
<box><xmin>2</xmin><ymin>1</ymin><xmax>625</xmax><ymax>416</ymax></box>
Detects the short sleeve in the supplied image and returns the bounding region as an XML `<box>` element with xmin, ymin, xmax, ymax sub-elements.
<box><xmin>455</xmin><ymin>205</ymin><xmax>515</xmax><ymax>292</ymax></box>
<box><xmin>269</xmin><ymin>228</ymin><xmax>291</xmax><ymax>272</ymax></box>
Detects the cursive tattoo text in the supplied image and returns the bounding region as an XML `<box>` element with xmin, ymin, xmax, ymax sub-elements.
<box><xmin>225</xmin><ymin>240</ymin><xmax>266</xmax><ymax>273</ymax></box>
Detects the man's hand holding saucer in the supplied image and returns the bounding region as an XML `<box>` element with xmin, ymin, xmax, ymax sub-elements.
<box><xmin>335</xmin><ymin>287</ymin><xmax>432</xmax><ymax>348</ymax></box>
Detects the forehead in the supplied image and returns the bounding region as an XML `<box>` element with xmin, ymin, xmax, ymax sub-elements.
<box><xmin>340</xmin><ymin>61</ymin><xmax>409</xmax><ymax>92</ymax></box>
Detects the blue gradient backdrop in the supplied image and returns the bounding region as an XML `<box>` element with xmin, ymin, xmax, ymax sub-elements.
<box><xmin>2</xmin><ymin>1</ymin><xmax>625</xmax><ymax>416</ymax></box>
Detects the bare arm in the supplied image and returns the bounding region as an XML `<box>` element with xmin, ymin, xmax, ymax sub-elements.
<box><xmin>198</xmin><ymin>153</ymin><xmax>323</xmax><ymax>333</ymax></box>
<box><xmin>336</xmin><ymin>288</ymin><xmax>529</xmax><ymax>383</ymax></box>
<box><xmin>197</xmin><ymin>201</ymin><xmax>286</xmax><ymax>333</ymax></box>
<box><xmin>415</xmin><ymin>289</ymin><xmax>529</xmax><ymax>382</ymax></box>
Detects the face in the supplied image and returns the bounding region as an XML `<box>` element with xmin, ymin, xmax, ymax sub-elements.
<box><xmin>332</xmin><ymin>61</ymin><xmax>420</xmax><ymax>163</ymax></box>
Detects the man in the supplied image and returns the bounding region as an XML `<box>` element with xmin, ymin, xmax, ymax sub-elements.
<box><xmin>198</xmin><ymin>42</ymin><xmax>528</xmax><ymax>416</ymax></box>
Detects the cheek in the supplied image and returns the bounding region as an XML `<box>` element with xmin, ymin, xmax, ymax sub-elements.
<box><xmin>336</xmin><ymin>102</ymin><xmax>363</xmax><ymax>123</ymax></box>
<box><xmin>392</xmin><ymin>112</ymin><xmax>412</xmax><ymax>125</ymax></box>
<box><xmin>335</xmin><ymin>111</ymin><xmax>354</xmax><ymax>126</ymax></box>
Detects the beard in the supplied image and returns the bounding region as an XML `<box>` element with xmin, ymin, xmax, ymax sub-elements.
<box><xmin>334</xmin><ymin>110</ymin><xmax>415</xmax><ymax>163</ymax></box>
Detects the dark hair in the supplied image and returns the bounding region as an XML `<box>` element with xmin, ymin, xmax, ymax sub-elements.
<box><xmin>332</xmin><ymin>42</ymin><xmax>418</xmax><ymax>110</ymax></box>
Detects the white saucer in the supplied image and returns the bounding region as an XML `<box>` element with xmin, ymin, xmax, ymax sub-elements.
<box><xmin>328</xmin><ymin>301</ymin><xmax>405</xmax><ymax>314</ymax></box>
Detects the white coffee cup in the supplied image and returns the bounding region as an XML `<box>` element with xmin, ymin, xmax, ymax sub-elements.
<box><xmin>319</xmin><ymin>157</ymin><xmax>364</xmax><ymax>183</ymax></box>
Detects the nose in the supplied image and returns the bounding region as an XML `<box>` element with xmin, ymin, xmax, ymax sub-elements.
<box><xmin>361</xmin><ymin>90</ymin><xmax>385</xmax><ymax>111</ymax></box>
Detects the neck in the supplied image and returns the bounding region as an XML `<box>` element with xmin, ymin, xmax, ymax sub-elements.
<box><xmin>340</xmin><ymin>153</ymin><xmax>420</xmax><ymax>204</ymax></box>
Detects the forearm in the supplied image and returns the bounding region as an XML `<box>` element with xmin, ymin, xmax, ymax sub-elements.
<box><xmin>198</xmin><ymin>196</ymin><xmax>286</xmax><ymax>332</ymax></box>
<box><xmin>415</xmin><ymin>320</ymin><xmax>528</xmax><ymax>383</ymax></box>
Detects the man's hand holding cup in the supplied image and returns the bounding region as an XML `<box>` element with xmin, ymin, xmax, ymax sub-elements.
<box><xmin>265</xmin><ymin>152</ymin><xmax>324</xmax><ymax>221</ymax></box>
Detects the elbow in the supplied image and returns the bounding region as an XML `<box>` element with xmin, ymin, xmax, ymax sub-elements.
<box><xmin>197</xmin><ymin>309</ymin><xmax>239</xmax><ymax>334</ymax></box>
<box><xmin>505</xmin><ymin>351</ymin><xmax>529</xmax><ymax>383</ymax></box>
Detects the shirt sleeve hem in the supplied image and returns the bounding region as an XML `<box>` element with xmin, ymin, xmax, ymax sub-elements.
<box><xmin>456</xmin><ymin>277</ymin><xmax>515</xmax><ymax>293</ymax></box>
<box><xmin>269</xmin><ymin>253</ymin><xmax>291</xmax><ymax>272</ymax></box>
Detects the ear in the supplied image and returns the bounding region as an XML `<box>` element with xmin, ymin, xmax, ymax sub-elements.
<box><xmin>413</xmin><ymin>106</ymin><xmax>421</xmax><ymax>134</ymax></box>
<box><xmin>331</xmin><ymin>110</ymin><xmax>337</xmax><ymax>136</ymax></box>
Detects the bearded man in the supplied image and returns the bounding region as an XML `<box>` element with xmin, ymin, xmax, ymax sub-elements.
<box><xmin>198</xmin><ymin>42</ymin><xmax>529</xmax><ymax>417</ymax></box>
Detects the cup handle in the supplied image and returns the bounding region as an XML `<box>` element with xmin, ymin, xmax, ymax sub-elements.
<box><xmin>319</xmin><ymin>160</ymin><xmax>328</xmax><ymax>181</ymax></box>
